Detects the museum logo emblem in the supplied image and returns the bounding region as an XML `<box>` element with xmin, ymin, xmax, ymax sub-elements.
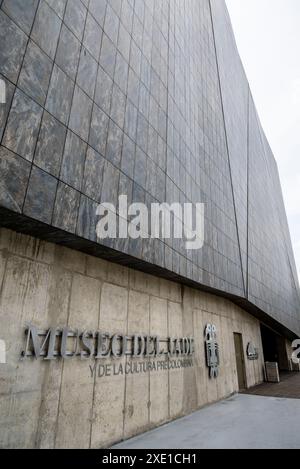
<box><xmin>204</xmin><ymin>324</ymin><xmax>220</xmax><ymax>379</ymax></box>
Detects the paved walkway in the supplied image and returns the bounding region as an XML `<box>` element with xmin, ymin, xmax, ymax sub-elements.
<box><xmin>243</xmin><ymin>371</ymin><xmax>300</xmax><ymax>399</ymax></box>
<box><xmin>113</xmin><ymin>394</ymin><xmax>300</xmax><ymax>449</ymax></box>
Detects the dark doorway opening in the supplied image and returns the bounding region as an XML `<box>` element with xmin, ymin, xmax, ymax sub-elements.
<box><xmin>233</xmin><ymin>333</ymin><xmax>247</xmax><ymax>390</ymax></box>
<box><xmin>260</xmin><ymin>324</ymin><xmax>290</xmax><ymax>372</ymax></box>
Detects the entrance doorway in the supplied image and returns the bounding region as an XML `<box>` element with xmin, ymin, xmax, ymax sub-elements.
<box><xmin>260</xmin><ymin>324</ymin><xmax>290</xmax><ymax>372</ymax></box>
<box><xmin>233</xmin><ymin>333</ymin><xmax>247</xmax><ymax>390</ymax></box>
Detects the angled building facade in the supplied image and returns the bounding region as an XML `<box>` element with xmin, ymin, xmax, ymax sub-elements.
<box><xmin>0</xmin><ymin>0</ymin><xmax>299</xmax><ymax>448</ymax></box>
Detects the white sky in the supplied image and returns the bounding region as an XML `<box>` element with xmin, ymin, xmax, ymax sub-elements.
<box><xmin>225</xmin><ymin>0</ymin><xmax>300</xmax><ymax>282</ymax></box>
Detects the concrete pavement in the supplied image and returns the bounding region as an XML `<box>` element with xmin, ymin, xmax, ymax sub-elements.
<box><xmin>113</xmin><ymin>394</ymin><xmax>300</xmax><ymax>449</ymax></box>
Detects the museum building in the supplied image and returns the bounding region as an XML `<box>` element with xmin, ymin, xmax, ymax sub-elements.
<box><xmin>0</xmin><ymin>0</ymin><xmax>299</xmax><ymax>448</ymax></box>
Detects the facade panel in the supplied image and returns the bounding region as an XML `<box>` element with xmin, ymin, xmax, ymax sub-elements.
<box><xmin>248</xmin><ymin>96</ymin><xmax>300</xmax><ymax>333</ymax></box>
<box><xmin>210</xmin><ymin>0</ymin><xmax>249</xmax><ymax>293</ymax></box>
<box><xmin>0</xmin><ymin>1</ymin><xmax>299</xmax><ymax>336</ymax></box>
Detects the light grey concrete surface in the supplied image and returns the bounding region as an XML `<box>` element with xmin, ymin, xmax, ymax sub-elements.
<box><xmin>113</xmin><ymin>394</ymin><xmax>300</xmax><ymax>449</ymax></box>
<box><xmin>0</xmin><ymin>228</ymin><xmax>266</xmax><ymax>449</ymax></box>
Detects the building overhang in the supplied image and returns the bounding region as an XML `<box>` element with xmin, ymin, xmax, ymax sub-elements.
<box><xmin>1</xmin><ymin>205</ymin><xmax>298</xmax><ymax>343</ymax></box>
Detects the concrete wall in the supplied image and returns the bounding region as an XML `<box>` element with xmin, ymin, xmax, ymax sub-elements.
<box><xmin>0</xmin><ymin>228</ymin><xmax>264</xmax><ymax>448</ymax></box>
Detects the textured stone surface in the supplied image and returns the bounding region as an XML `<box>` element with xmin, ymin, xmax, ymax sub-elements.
<box><xmin>83</xmin><ymin>12</ymin><xmax>102</xmax><ymax>61</ymax></box>
<box><xmin>76</xmin><ymin>48</ymin><xmax>98</xmax><ymax>99</ymax></box>
<box><xmin>0</xmin><ymin>74</ymin><xmax>15</xmax><ymax>141</ymax></box>
<box><xmin>121</xmin><ymin>134</ymin><xmax>135</xmax><ymax>179</ymax></box>
<box><xmin>99</xmin><ymin>33</ymin><xmax>116</xmax><ymax>79</ymax></box>
<box><xmin>52</xmin><ymin>182</ymin><xmax>80</xmax><ymax>233</ymax></box>
<box><xmin>89</xmin><ymin>0</ymin><xmax>107</xmax><ymax>28</ymax></box>
<box><xmin>110</xmin><ymin>84</ymin><xmax>126</xmax><ymax>130</ymax></box>
<box><xmin>100</xmin><ymin>160</ymin><xmax>120</xmax><ymax>206</ymax></box>
<box><xmin>2</xmin><ymin>0</ymin><xmax>39</xmax><ymax>35</ymax></box>
<box><xmin>0</xmin><ymin>10</ymin><xmax>27</xmax><ymax>83</ymax></box>
<box><xmin>94</xmin><ymin>65</ymin><xmax>113</xmax><ymax>113</ymax></box>
<box><xmin>104</xmin><ymin>3</ymin><xmax>119</xmax><ymax>46</ymax></box>
<box><xmin>46</xmin><ymin>65</ymin><xmax>74</xmax><ymax>125</ymax></box>
<box><xmin>2</xmin><ymin>89</ymin><xmax>43</xmax><ymax>161</ymax></box>
<box><xmin>82</xmin><ymin>147</ymin><xmax>105</xmax><ymax>202</ymax></box>
<box><xmin>76</xmin><ymin>195</ymin><xmax>99</xmax><ymax>241</ymax></box>
<box><xmin>64</xmin><ymin>0</ymin><xmax>87</xmax><ymax>41</ymax></box>
<box><xmin>34</xmin><ymin>111</ymin><xmax>67</xmax><ymax>177</ymax></box>
<box><xmin>0</xmin><ymin>147</ymin><xmax>31</xmax><ymax>212</ymax></box>
<box><xmin>69</xmin><ymin>85</ymin><xmax>93</xmax><ymax>141</ymax></box>
<box><xmin>60</xmin><ymin>130</ymin><xmax>87</xmax><ymax>191</ymax></box>
<box><xmin>18</xmin><ymin>40</ymin><xmax>53</xmax><ymax>106</ymax></box>
<box><xmin>0</xmin><ymin>0</ymin><xmax>299</xmax><ymax>341</ymax></box>
<box><xmin>55</xmin><ymin>24</ymin><xmax>81</xmax><ymax>81</ymax></box>
<box><xmin>89</xmin><ymin>103</ymin><xmax>109</xmax><ymax>156</ymax></box>
<box><xmin>31</xmin><ymin>0</ymin><xmax>62</xmax><ymax>60</ymax></box>
<box><xmin>106</xmin><ymin>119</ymin><xmax>123</xmax><ymax>167</ymax></box>
<box><xmin>45</xmin><ymin>0</ymin><xmax>67</xmax><ymax>19</ymax></box>
<box><xmin>23</xmin><ymin>166</ymin><xmax>58</xmax><ymax>223</ymax></box>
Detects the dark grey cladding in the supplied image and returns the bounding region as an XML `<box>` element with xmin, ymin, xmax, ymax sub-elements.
<box><xmin>0</xmin><ymin>0</ymin><xmax>299</xmax><ymax>337</ymax></box>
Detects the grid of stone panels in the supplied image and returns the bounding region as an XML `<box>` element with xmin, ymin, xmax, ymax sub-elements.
<box><xmin>248</xmin><ymin>97</ymin><xmax>300</xmax><ymax>334</ymax></box>
<box><xmin>0</xmin><ymin>0</ymin><xmax>244</xmax><ymax>296</ymax></box>
<box><xmin>210</xmin><ymin>0</ymin><xmax>249</xmax><ymax>292</ymax></box>
<box><xmin>164</xmin><ymin>0</ymin><xmax>244</xmax><ymax>297</ymax></box>
<box><xmin>0</xmin><ymin>0</ymin><xmax>299</xmax><ymax>335</ymax></box>
<box><xmin>211</xmin><ymin>0</ymin><xmax>300</xmax><ymax>335</ymax></box>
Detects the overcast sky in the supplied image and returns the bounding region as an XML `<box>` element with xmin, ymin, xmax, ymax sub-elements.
<box><xmin>225</xmin><ymin>0</ymin><xmax>300</xmax><ymax>282</ymax></box>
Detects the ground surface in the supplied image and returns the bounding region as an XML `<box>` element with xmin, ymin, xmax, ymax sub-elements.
<box><xmin>113</xmin><ymin>376</ymin><xmax>300</xmax><ymax>449</ymax></box>
<box><xmin>242</xmin><ymin>371</ymin><xmax>300</xmax><ymax>399</ymax></box>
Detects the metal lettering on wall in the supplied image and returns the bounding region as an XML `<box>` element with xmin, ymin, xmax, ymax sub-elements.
<box><xmin>247</xmin><ymin>342</ymin><xmax>259</xmax><ymax>360</ymax></box>
<box><xmin>204</xmin><ymin>324</ymin><xmax>220</xmax><ymax>379</ymax></box>
<box><xmin>21</xmin><ymin>324</ymin><xmax>195</xmax><ymax>362</ymax></box>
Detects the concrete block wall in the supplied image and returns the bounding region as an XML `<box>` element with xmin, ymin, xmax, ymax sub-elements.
<box><xmin>0</xmin><ymin>228</ymin><xmax>264</xmax><ymax>448</ymax></box>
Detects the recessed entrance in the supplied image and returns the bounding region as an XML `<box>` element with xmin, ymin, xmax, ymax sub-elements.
<box><xmin>260</xmin><ymin>324</ymin><xmax>290</xmax><ymax>372</ymax></box>
<box><xmin>233</xmin><ymin>333</ymin><xmax>247</xmax><ymax>391</ymax></box>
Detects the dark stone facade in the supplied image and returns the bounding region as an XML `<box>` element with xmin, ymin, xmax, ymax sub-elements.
<box><xmin>0</xmin><ymin>0</ymin><xmax>299</xmax><ymax>337</ymax></box>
